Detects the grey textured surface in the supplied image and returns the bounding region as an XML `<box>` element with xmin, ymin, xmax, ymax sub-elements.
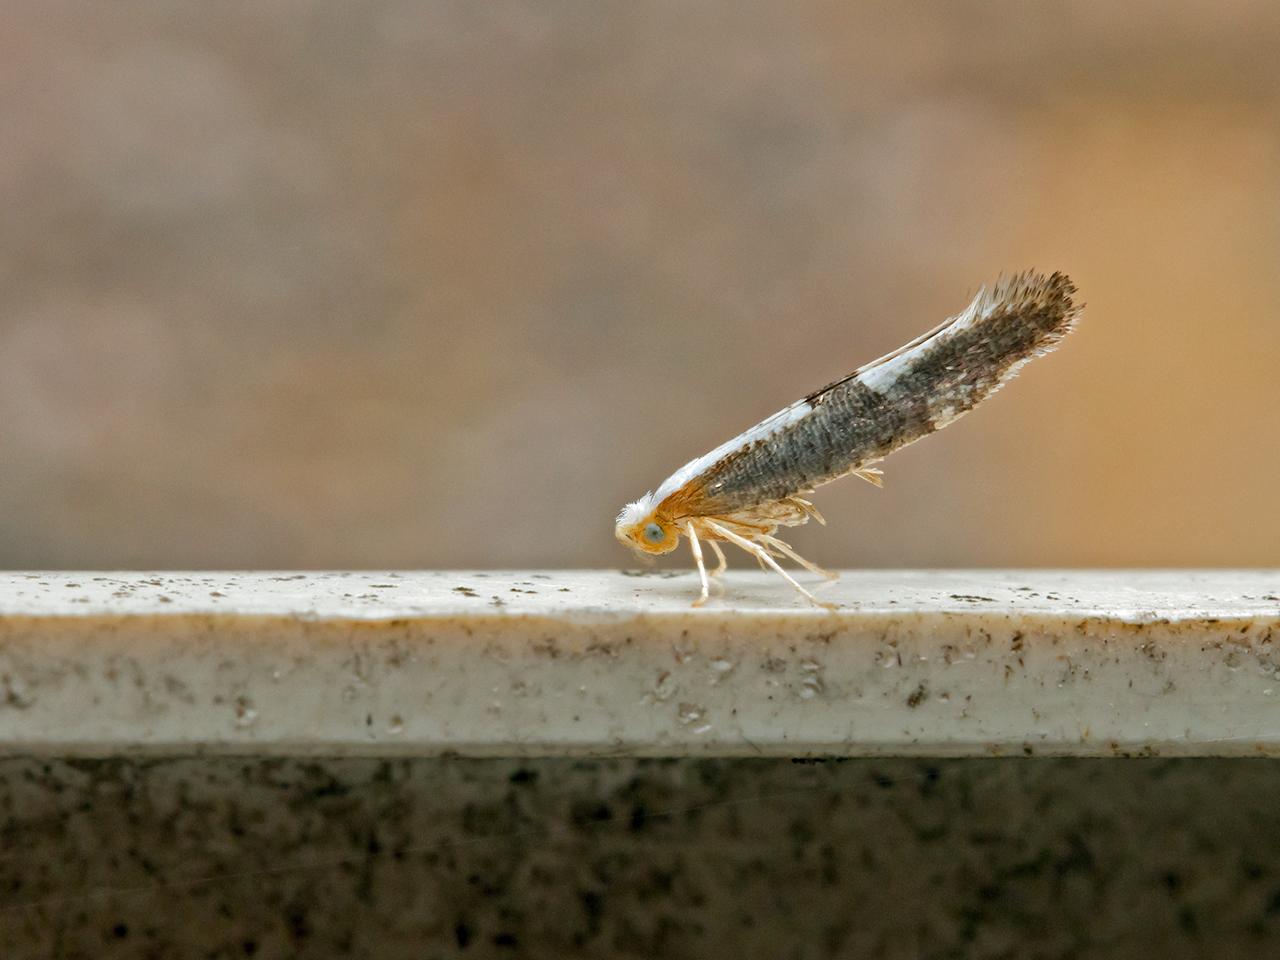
<box><xmin>4</xmin><ymin>756</ymin><xmax>1280</xmax><ymax>959</ymax></box>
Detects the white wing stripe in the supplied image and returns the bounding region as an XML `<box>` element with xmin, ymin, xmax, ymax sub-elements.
<box><xmin>651</xmin><ymin>399</ymin><xmax>814</xmax><ymax>504</ymax></box>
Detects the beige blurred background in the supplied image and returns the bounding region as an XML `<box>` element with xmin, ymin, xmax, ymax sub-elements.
<box><xmin>1</xmin><ymin>1</ymin><xmax>1277</xmax><ymax>570</ymax></box>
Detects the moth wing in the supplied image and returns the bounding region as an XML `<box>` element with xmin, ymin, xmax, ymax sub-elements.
<box><xmin>657</xmin><ymin>474</ymin><xmax>730</xmax><ymax>520</ymax></box>
<box><xmin>802</xmin><ymin>310</ymin><xmax>964</xmax><ymax>405</ymax></box>
<box><xmin>650</xmin><ymin>396</ymin><xmax>815</xmax><ymax>518</ymax></box>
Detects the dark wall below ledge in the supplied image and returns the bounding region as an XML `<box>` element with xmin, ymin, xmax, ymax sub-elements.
<box><xmin>3</xmin><ymin>756</ymin><xmax>1277</xmax><ymax>959</ymax></box>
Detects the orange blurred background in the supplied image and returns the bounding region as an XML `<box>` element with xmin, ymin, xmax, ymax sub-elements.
<box><xmin>1</xmin><ymin>2</ymin><xmax>1277</xmax><ymax>570</ymax></box>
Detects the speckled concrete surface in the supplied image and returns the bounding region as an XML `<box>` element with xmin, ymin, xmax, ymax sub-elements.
<box><xmin>4</xmin><ymin>756</ymin><xmax>1280</xmax><ymax>959</ymax></box>
<box><xmin>0</xmin><ymin>571</ymin><xmax>1278</xmax><ymax>756</ymax></box>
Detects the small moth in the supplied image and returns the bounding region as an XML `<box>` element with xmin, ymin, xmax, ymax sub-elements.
<box><xmin>615</xmin><ymin>271</ymin><xmax>1081</xmax><ymax>607</ymax></box>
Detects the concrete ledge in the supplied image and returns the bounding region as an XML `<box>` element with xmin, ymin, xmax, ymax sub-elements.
<box><xmin>0</xmin><ymin>570</ymin><xmax>1277</xmax><ymax>757</ymax></box>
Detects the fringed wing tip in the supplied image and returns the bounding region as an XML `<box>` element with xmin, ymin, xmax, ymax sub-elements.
<box><xmin>975</xmin><ymin>270</ymin><xmax>1082</xmax><ymax>358</ymax></box>
<box><xmin>981</xmin><ymin>270</ymin><xmax>1079</xmax><ymax>320</ymax></box>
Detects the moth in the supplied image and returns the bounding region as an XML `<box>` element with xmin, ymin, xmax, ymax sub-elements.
<box><xmin>615</xmin><ymin>271</ymin><xmax>1081</xmax><ymax>607</ymax></box>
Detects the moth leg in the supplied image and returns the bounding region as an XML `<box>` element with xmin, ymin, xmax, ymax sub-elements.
<box><xmin>760</xmin><ymin>534</ymin><xmax>839</xmax><ymax>581</ymax></box>
<box><xmin>685</xmin><ymin>521</ymin><xmax>711</xmax><ymax>607</ymax></box>
<box><xmin>791</xmin><ymin>497</ymin><xmax>826</xmax><ymax>526</ymax></box>
<box><xmin>706</xmin><ymin>521</ymin><xmax>836</xmax><ymax>610</ymax></box>
<box><xmin>707</xmin><ymin>539</ymin><xmax>728</xmax><ymax>577</ymax></box>
<box><xmin>716</xmin><ymin>520</ymin><xmax>773</xmax><ymax>572</ymax></box>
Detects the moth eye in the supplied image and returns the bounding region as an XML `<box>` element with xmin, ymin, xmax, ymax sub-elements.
<box><xmin>643</xmin><ymin>523</ymin><xmax>665</xmax><ymax>544</ymax></box>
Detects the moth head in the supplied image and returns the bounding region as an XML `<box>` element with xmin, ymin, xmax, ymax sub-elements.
<box><xmin>615</xmin><ymin>497</ymin><xmax>681</xmax><ymax>555</ymax></box>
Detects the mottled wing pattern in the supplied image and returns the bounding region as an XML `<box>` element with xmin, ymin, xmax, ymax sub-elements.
<box><xmin>661</xmin><ymin>271</ymin><xmax>1079</xmax><ymax>519</ymax></box>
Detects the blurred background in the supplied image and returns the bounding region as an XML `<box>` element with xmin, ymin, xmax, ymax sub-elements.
<box><xmin>1</xmin><ymin>1</ymin><xmax>1277</xmax><ymax>570</ymax></box>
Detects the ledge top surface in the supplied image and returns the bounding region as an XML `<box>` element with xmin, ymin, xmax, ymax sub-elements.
<box><xmin>0</xmin><ymin>569</ymin><xmax>1276</xmax><ymax>621</ymax></box>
